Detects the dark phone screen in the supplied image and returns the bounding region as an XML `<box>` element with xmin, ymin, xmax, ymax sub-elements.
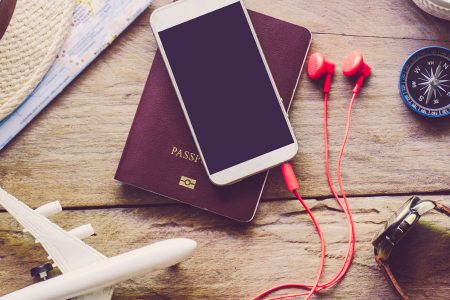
<box><xmin>159</xmin><ymin>2</ymin><xmax>294</xmax><ymax>174</ymax></box>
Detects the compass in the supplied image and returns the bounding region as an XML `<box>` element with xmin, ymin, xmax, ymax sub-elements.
<box><xmin>399</xmin><ymin>46</ymin><xmax>450</xmax><ymax>118</ymax></box>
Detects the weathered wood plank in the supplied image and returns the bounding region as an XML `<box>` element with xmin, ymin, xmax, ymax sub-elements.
<box><xmin>0</xmin><ymin>196</ymin><xmax>448</xmax><ymax>299</ymax></box>
<box><xmin>243</xmin><ymin>0</ymin><xmax>450</xmax><ymax>41</ymax></box>
<box><xmin>147</xmin><ymin>0</ymin><xmax>450</xmax><ymax>41</ymax></box>
<box><xmin>1</xmin><ymin>2</ymin><xmax>448</xmax><ymax>300</ymax></box>
<box><xmin>0</xmin><ymin>8</ymin><xmax>449</xmax><ymax>207</ymax></box>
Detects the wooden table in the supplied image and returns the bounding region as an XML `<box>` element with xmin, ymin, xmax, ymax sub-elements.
<box><xmin>1</xmin><ymin>0</ymin><xmax>449</xmax><ymax>299</ymax></box>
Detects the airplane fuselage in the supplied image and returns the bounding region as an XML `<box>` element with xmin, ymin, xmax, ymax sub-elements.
<box><xmin>0</xmin><ymin>238</ymin><xmax>196</xmax><ymax>300</ymax></box>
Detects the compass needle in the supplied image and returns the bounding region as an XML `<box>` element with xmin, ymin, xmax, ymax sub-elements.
<box><xmin>421</xmin><ymin>72</ymin><xmax>431</xmax><ymax>81</ymax></box>
<box><xmin>435</xmin><ymin>62</ymin><xmax>442</xmax><ymax>79</ymax></box>
<box><xmin>426</xmin><ymin>86</ymin><xmax>433</xmax><ymax>105</ymax></box>
<box><xmin>400</xmin><ymin>47</ymin><xmax>449</xmax><ymax>117</ymax></box>
<box><xmin>435</xmin><ymin>62</ymin><xmax>444</xmax><ymax>78</ymax></box>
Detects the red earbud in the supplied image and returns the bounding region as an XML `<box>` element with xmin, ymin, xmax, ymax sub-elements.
<box><xmin>342</xmin><ymin>51</ymin><xmax>371</xmax><ymax>94</ymax></box>
<box><xmin>307</xmin><ymin>53</ymin><xmax>335</xmax><ymax>93</ymax></box>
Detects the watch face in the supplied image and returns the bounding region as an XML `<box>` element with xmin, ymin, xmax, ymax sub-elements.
<box><xmin>372</xmin><ymin>197</ymin><xmax>438</xmax><ymax>261</ymax></box>
<box><xmin>372</xmin><ymin>198</ymin><xmax>414</xmax><ymax>245</ymax></box>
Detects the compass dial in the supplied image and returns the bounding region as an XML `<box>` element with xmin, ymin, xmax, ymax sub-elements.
<box><xmin>399</xmin><ymin>46</ymin><xmax>450</xmax><ymax>118</ymax></box>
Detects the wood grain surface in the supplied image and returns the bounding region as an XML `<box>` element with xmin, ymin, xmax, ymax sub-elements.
<box><xmin>0</xmin><ymin>196</ymin><xmax>449</xmax><ymax>299</ymax></box>
<box><xmin>1</xmin><ymin>1</ymin><xmax>450</xmax><ymax>208</ymax></box>
<box><xmin>0</xmin><ymin>0</ymin><xmax>449</xmax><ymax>299</ymax></box>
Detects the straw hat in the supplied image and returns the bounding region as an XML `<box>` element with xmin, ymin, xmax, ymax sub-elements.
<box><xmin>412</xmin><ymin>0</ymin><xmax>450</xmax><ymax>20</ymax></box>
<box><xmin>0</xmin><ymin>0</ymin><xmax>75</xmax><ymax>121</ymax></box>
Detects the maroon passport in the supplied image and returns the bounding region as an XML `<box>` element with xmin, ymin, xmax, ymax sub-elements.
<box><xmin>115</xmin><ymin>11</ymin><xmax>311</xmax><ymax>222</ymax></box>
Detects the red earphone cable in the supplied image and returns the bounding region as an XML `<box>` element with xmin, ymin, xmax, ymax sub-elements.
<box><xmin>294</xmin><ymin>189</ymin><xmax>325</xmax><ymax>300</ymax></box>
<box><xmin>320</xmin><ymin>92</ymin><xmax>357</xmax><ymax>288</ymax></box>
<box><xmin>251</xmin><ymin>178</ymin><xmax>326</xmax><ymax>300</ymax></box>
<box><xmin>252</xmin><ymin>92</ymin><xmax>358</xmax><ymax>300</ymax></box>
<box><xmin>321</xmin><ymin>92</ymin><xmax>356</xmax><ymax>286</ymax></box>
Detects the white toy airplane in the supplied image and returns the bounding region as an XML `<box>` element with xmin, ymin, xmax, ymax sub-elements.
<box><xmin>0</xmin><ymin>187</ymin><xmax>197</xmax><ymax>300</ymax></box>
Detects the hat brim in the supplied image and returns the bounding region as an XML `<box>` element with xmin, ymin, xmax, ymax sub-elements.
<box><xmin>0</xmin><ymin>0</ymin><xmax>75</xmax><ymax>121</ymax></box>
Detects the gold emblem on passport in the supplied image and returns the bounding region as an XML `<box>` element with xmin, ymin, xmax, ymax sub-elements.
<box><xmin>179</xmin><ymin>176</ymin><xmax>197</xmax><ymax>190</ymax></box>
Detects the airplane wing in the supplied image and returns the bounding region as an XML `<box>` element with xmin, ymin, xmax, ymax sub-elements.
<box><xmin>0</xmin><ymin>187</ymin><xmax>113</xmax><ymax>300</ymax></box>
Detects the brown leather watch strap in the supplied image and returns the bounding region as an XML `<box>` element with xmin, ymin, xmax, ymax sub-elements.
<box><xmin>375</xmin><ymin>255</ymin><xmax>409</xmax><ymax>300</ymax></box>
<box><xmin>435</xmin><ymin>200</ymin><xmax>450</xmax><ymax>217</ymax></box>
<box><xmin>375</xmin><ymin>200</ymin><xmax>449</xmax><ymax>299</ymax></box>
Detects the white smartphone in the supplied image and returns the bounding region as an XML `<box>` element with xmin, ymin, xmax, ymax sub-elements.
<box><xmin>150</xmin><ymin>0</ymin><xmax>298</xmax><ymax>185</ymax></box>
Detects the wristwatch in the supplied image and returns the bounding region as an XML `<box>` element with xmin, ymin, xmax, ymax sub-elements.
<box><xmin>371</xmin><ymin>196</ymin><xmax>450</xmax><ymax>300</ymax></box>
